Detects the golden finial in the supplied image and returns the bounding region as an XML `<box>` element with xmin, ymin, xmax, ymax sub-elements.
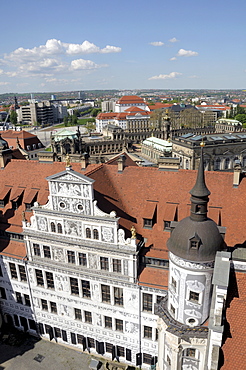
<box><xmin>65</xmin><ymin>154</ymin><xmax>71</xmax><ymax>168</ymax></box>
<box><xmin>200</xmin><ymin>136</ymin><xmax>205</xmax><ymax>147</ymax></box>
<box><xmin>130</xmin><ymin>225</ymin><xmax>136</xmax><ymax>239</ymax></box>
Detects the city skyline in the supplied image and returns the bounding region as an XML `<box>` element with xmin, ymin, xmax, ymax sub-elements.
<box><xmin>1</xmin><ymin>0</ymin><xmax>246</xmax><ymax>94</ymax></box>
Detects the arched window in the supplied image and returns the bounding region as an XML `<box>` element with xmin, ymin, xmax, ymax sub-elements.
<box><xmin>225</xmin><ymin>157</ymin><xmax>230</xmax><ymax>170</ymax></box>
<box><xmin>93</xmin><ymin>229</ymin><xmax>99</xmax><ymax>240</ymax></box>
<box><xmin>51</xmin><ymin>222</ymin><xmax>56</xmax><ymax>232</ymax></box>
<box><xmin>57</xmin><ymin>223</ymin><xmax>62</xmax><ymax>234</ymax></box>
<box><xmin>214</xmin><ymin>158</ymin><xmax>221</xmax><ymax>170</ymax></box>
<box><xmin>86</xmin><ymin>228</ymin><xmax>91</xmax><ymax>238</ymax></box>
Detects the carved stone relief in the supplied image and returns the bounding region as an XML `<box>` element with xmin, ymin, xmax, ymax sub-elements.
<box><xmin>88</xmin><ymin>254</ymin><xmax>98</xmax><ymax>270</ymax></box>
<box><xmin>64</xmin><ymin>220</ymin><xmax>82</xmax><ymax>236</ymax></box>
<box><xmin>101</xmin><ymin>227</ymin><xmax>113</xmax><ymax>243</ymax></box>
<box><xmin>53</xmin><ymin>248</ymin><xmax>65</xmax><ymax>263</ymax></box>
<box><xmin>55</xmin><ymin>275</ymin><xmax>69</xmax><ymax>292</ymax></box>
<box><xmin>36</xmin><ymin>216</ymin><xmax>48</xmax><ymax>232</ymax></box>
<box><xmin>125</xmin><ymin>322</ymin><xmax>138</xmax><ymax>334</ymax></box>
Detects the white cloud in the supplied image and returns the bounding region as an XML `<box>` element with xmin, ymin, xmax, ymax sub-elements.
<box><xmin>4</xmin><ymin>39</ymin><xmax>121</xmax><ymax>61</ymax></box>
<box><xmin>149</xmin><ymin>72</ymin><xmax>182</xmax><ymax>80</ymax></box>
<box><xmin>169</xmin><ymin>37</ymin><xmax>179</xmax><ymax>43</ymax></box>
<box><xmin>70</xmin><ymin>59</ymin><xmax>104</xmax><ymax>70</ymax></box>
<box><xmin>177</xmin><ymin>48</ymin><xmax>198</xmax><ymax>57</ymax></box>
<box><xmin>188</xmin><ymin>75</ymin><xmax>198</xmax><ymax>78</ymax></box>
<box><xmin>149</xmin><ymin>41</ymin><xmax>164</xmax><ymax>46</ymax></box>
<box><xmin>170</xmin><ymin>57</ymin><xmax>177</xmax><ymax>61</ymax></box>
<box><xmin>0</xmin><ymin>82</ymin><xmax>9</xmax><ymax>86</ymax></box>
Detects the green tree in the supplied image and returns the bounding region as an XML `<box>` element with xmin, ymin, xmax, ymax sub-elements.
<box><xmin>91</xmin><ymin>108</ymin><xmax>101</xmax><ymax>117</ymax></box>
<box><xmin>10</xmin><ymin>110</ymin><xmax>18</xmax><ymax>125</ymax></box>
<box><xmin>63</xmin><ymin>116</ymin><xmax>69</xmax><ymax>127</ymax></box>
<box><xmin>71</xmin><ymin>114</ymin><xmax>78</xmax><ymax>125</ymax></box>
<box><xmin>234</xmin><ymin>114</ymin><xmax>246</xmax><ymax>125</ymax></box>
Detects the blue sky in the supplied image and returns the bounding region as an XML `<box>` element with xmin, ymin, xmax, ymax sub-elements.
<box><xmin>0</xmin><ymin>0</ymin><xmax>245</xmax><ymax>93</ymax></box>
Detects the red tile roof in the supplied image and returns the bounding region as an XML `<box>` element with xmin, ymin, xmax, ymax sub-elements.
<box><xmin>221</xmin><ymin>271</ymin><xmax>246</xmax><ymax>369</ymax></box>
<box><xmin>116</xmin><ymin>96</ymin><xmax>145</xmax><ymax>104</ymax></box>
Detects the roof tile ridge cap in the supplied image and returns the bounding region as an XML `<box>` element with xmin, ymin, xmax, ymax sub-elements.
<box><xmin>85</xmin><ymin>163</ymin><xmax>104</xmax><ymax>176</ymax></box>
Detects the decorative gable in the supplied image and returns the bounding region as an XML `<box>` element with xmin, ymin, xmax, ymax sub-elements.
<box><xmin>46</xmin><ymin>169</ymin><xmax>95</xmax><ymax>215</ymax></box>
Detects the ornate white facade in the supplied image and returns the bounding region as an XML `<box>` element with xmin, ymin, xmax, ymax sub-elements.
<box><xmin>0</xmin><ymin>166</ymin><xmax>165</xmax><ymax>368</ymax></box>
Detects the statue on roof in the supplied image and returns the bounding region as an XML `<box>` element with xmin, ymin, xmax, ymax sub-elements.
<box><xmin>131</xmin><ymin>225</ymin><xmax>136</xmax><ymax>239</ymax></box>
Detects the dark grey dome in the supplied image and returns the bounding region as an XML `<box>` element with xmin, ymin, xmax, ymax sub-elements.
<box><xmin>167</xmin><ymin>216</ymin><xmax>224</xmax><ymax>262</ymax></box>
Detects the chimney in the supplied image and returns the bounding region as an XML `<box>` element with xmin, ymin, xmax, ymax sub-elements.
<box><xmin>233</xmin><ymin>160</ymin><xmax>242</xmax><ymax>187</ymax></box>
<box><xmin>118</xmin><ymin>155</ymin><xmax>126</xmax><ymax>173</ymax></box>
<box><xmin>81</xmin><ymin>152</ymin><xmax>89</xmax><ymax>170</ymax></box>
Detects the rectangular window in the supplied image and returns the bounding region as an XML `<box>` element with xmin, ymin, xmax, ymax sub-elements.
<box><xmin>70</xmin><ymin>277</ymin><xmax>79</xmax><ymax>295</ymax></box>
<box><xmin>185</xmin><ymin>348</ymin><xmax>196</xmax><ymax>357</ymax></box>
<box><xmin>189</xmin><ymin>291</ymin><xmax>199</xmax><ymax>303</ymax></box>
<box><xmin>106</xmin><ymin>342</ymin><xmax>113</xmax><ymax>353</ymax></box>
<box><xmin>115</xmin><ymin>319</ymin><xmax>123</xmax><ymax>332</ymax></box>
<box><xmin>84</xmin><ymin>311</ymin><xmax>92</xmax><ymax>324</ymax></box>
<box><xmin>33</xmin><ymin>243</ymin><xmax>41</xmax><ymax>256</ymax></box>
<box><xmin>78</xmin><ymin>252</ymin><xmax>87</xmax><ymax>266</ymax></box>
<box><xmin>62</xmin><ymin>330</ymin><xmax>67</xmax><ymax>342</ymax></box>
<box><xmin>24</xmin><ymin>294</ymin><xmax>31</xmax><ymax>306</ymax></box>
<box><xmin>144</xmin><ymin>326</ymin><xmax>152</xmax><ymax>339</ymax></box>
<box><xmin>143</xmin><ymin>293</ymin><xmax>152</xmax><ymax>312</ymax></box>
<box><xmin>101</xmin><ymin>284</ymin><xmax>111</xmax><ymax>303</ymax></box>
<box><xmin>9</xmin><ymin>263</ymin><xmax>18</xmax><ymax>279</ymax></box>
<box><xmin>87</xmin><ymin>337</ymin><xmax>95</xmax><ymax>348</ymax></box>
<box><xmin>18</xmin><ymin>265</ymin><xmax>27</xmax><ymax>282</ymax></box>
<box><xmin>43</xmin><ymin>245</ymin><xmax>51</xmax><ymax>259</ymax></box>
<box><xmin>77</xmin><ymin>334</ymin><xmax>84</xmax><ymax>344</ymax></box>
<box><xmin>100</xmin><ymin>257</ymin><xmax>109</xmax><ymax>270</ymax></box>
<box><xmin>171</xmin><ymin>277</ymin><xmax>177</xmax><ymax>292</ymax></box>
<box><xmin>113</xmin><ymin>259</ymin><xmax>121</xmax><ymax>273</ymax></box>
<box><xmin>54</xmin><ymin>327</ymin><xmax>61</xmax><ymax>338</ymax></box>
<box><xmin>81</xmin><ymin>280</ymin><xmax>91</xmax><ymax>298</ymax></box>
<box><xmin>0</xmin><ymin>265</ymin><xmax>2</xmax><ymax>277</ymax></box>
<box><xmin>0</xmin><ymin>287</ymin><xmax>6</xmax><ymax>299</ymax></box>
<box><xmin>143</xmin><ymin>218</ymin><xmax>152</xmax><ymax>228</ymax></box>
<box><xmin>114</xmin><ymin>287</ymin><xmax>123</xmax><ymax>306</ymax></box>
<box><xmin>41</xmin><ymin>299</ymin><xmax>48</xmax><ymax>311</ymax></box>
<box><xmin>16</xmin><ymin>292</ymin><xmax>22</xmax><ymax>304</ymax></box>
<box><xmin>46</xmin><ymin>271</ymin><xmax>54</xmax><ymax>289</ymax></box>
<box><xmin>104</xmin><ymin>316</ymin><xmax>112</xmax><ymax>329</ymax></box>
<box><xmin>155</xmin><ymin>328</ymin><xmax>158</xmax><ymax>341</ymax></box>
<box><xmin>164</xmin><ymin>220</ymin><xmax>171</xmax><ymax>230</ymax></box>
<box><xmin>71</xmin><ymin>332</ymin><xmax>77</xmax><ymax>345</ymax></box>
<box><xmin>75</xmin><ymin>308</ymin><xmax>82</xmax><ymax>320</ymax></box>
<box><xmin>117</xmin><ymin>346</ymin><xmax>125</xmax><ymax>357</ymax></box>
<box><xmin>35</xmin><ymin>269</ymin><xmax>44</xmax><ymax>286</ymax></box>
<box><xmin>67</xmin><ymin>250</ymin><xmax>75</xmax><ymax>264</ymax></box>
<box><xmin>50</xmin><ymin>301</ymin><xmax>57</xmax><ymax>314</ymax></box>
<box><xmin>143</xmin><ymin>353</ymin><xmax>152</xmax><ymax>365</ymax></box>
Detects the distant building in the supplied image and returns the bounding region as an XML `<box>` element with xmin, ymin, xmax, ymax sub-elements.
<box><xmin>141</xmin><ymin>137</ymin><xmax>172</xmax><ymax>163</ymax></box>
<box><xmin>172</xmin><ymin>132</ymin><xmax>246</xmax><ymax>170</ymax></box>
<box><xmin>18</xmin><ymin>101</ymin><xmax>54</xmax><ymax>126</ymax></box>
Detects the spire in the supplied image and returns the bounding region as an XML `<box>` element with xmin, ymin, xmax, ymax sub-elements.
<box><xmin>189</xmin><ymin>144</ymin><xmax>210</xmax><ymax>221</ymax></box>
<box><xmin>190</xmin><ymin>144</ymin><xmax>210</xmax><ymax>198</ymax></box>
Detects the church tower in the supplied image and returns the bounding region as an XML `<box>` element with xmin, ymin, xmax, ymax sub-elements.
<box><xmin>156</xmin><ymin>146</ymin><xmax>226</xmax><ymax>370</ymax></box>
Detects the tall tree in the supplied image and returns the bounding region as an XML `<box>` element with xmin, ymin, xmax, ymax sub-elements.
<box><xmin>10</xmin><ymin>110</ymin><xmax>18</xmax><ymax>125</ymax></box>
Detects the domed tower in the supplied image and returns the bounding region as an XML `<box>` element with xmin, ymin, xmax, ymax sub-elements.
<box><xmin>167</xmin><ymin>146</ymin><xmax>225</xmax><ymax>327</ymax></box>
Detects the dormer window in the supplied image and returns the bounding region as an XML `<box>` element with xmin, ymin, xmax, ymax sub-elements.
<box><xmin>189</xmin><ymin>233</ymin><xmax>201</xmax><ymax>251</ymax></box>
<box><xmin>143</xmin><ymin>218</ymin><xmax>152</xmax><ymax>228</ymax></box>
